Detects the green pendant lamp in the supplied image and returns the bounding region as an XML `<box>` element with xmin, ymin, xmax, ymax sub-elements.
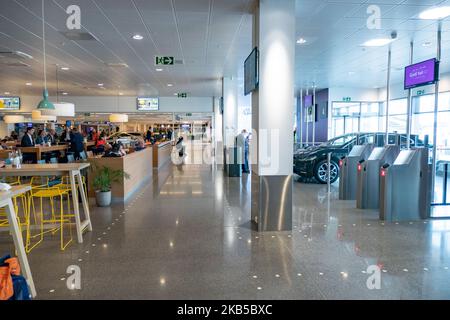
<box><xmin>37</xmin><ymin>88</ymin><xmax>54</xmax><ymax>109</ymax></box>
<box><xmin>36</xmin><ymin>0</ymin><xmax>55</xmax><ymax>110</ymax></box>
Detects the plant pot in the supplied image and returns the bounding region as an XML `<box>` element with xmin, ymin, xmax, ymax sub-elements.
<box><xmin>95</xmin><ymin>190</ymin><xmax>111</xmax><ymax>207</ymax></box>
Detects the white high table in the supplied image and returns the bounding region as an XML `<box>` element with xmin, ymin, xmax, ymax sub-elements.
<box><xmin>0</xmin><ymin>185</ymin><xmax>36</xmax><ymax>297</ymax></box>
<box><xmin>0</xmin><ymin>163</ymin><xmax>93</xmax><ymax>244</ymax></box>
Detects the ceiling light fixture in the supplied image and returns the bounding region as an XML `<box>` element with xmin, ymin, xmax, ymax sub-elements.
<box><xmin>361</xmin><ymin>38</ymin><xmax>394</xmax><ymax>47</ymax></box>
<box><xmin>4</xmin><ymin>92</ymin><xmax>10</xmax><ymax>95</ymax></box>
<box><xmin>419</xmin><ymin>6</ymin><xmax>450</xmax><ymax>20</ymax></box>
<box><xmin>36</xmin><ymin>0</ymin><xmax>55</xmax><ymax>110</ymax></box>
<box><xmin>4</xmin><ymin>115</ymin><xmax>25</xmax><ymax>124</ymax></box>
<box><xmin>98</xmin><ymin>83</ymin><xmax>104</xmax><ymax>87</ymax></box>
<box><xmin>62</xmin><ymin>92</ymin><xmax>68</xmax><ymax>95</ymax></box>
<box><xmin>167</xmin><ymin>84</ymin><xmax>173</xmax><ymax>87</ymax></box>
<box><xmin>132</xmin><ymin>34</ymin><xmax>144</xmax><ymax>40</ymax></box>
<box><xmin>156</xmin><ymin>68</ymin><xmax>163</xmax><ymax>72</ymax></box>
<box><xmin>61</xmin><ymin>67</ymin><xmax>70</xmax><ymax>71</ymax></box>
<box><xmin>26</xmin><ymin>82</ymin><xmax>32</xmax><ymax>86</ymax></box>
<box><xmin>296</xmin><ymin>38</ymin><xmax>307</xmax><ymax>44</ymax></box>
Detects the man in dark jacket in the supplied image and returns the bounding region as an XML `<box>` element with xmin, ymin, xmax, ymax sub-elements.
<box><xmin>70</xmin><ymin>127</ymin><xmax>84</xmax><ymax>159</ymax></box>
<box><xmin>21</xmin><ymin>127</ymin><xmax>36</xmax><ymax>163</ymax></box>
<box><xmin>21</xmin><ymin>127</ymin><xmax>35</xmax><ymax>147</ymax></box>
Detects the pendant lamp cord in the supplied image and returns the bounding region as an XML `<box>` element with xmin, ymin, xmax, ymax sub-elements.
<box><xmin>42</xmin><ymin>0</ymin><xmax>47</xmax><ymax>90</ymax></box>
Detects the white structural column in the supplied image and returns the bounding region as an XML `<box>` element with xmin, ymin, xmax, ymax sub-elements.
<box><xmin>213</xmin><ymin>97</ymin><xmax>224</xmax><ymax>164</ymax></box>
<box><xmin>251</xmin><ymin>0</ymin><xmax>295</xmax><ymax>231</ymax></box>
<box><xmin>222</xmin><ymin>77</ymin><xmax>239</xmax><ymax>149</ymax></box>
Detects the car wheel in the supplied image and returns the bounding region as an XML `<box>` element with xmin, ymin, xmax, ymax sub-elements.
<box><xmin>314</xmin><ymin>159</ymin><xmax>339</xmax><ymax>184</ymax></box>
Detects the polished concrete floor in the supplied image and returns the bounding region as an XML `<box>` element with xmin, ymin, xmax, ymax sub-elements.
<box><xmin>1</xmin><ymin>148</ymin><xmax>450</xmax><ymax>299</ymax></box>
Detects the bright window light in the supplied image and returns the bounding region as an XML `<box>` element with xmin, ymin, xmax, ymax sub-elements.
<box><xmin>419</xmin><ymin>7</ymin><xmax>450</xmax><ymax>20</ymax></box>
<box><xmin>361</xmin><ymin>38</ymin><xmax>394</xmax><ymax>47</ymax></box>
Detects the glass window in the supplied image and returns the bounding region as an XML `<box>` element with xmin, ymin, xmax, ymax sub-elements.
<box><xmin>388</xmin><ymin>98</ymin><xmax>407</xmax><ymax>116</ymax></box>
<box><xmin>325</xmin><ymin>133</ymin><xmax>356</xmax><ymax>147</ymax></box>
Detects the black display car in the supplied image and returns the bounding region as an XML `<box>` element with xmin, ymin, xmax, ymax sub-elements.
<box><xmin>294</xmin><ymin>132</ymin><xmax>426</xmax><ymax>184</ymax></box>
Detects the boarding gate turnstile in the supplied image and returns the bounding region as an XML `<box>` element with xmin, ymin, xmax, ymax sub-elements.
<box><xmin>379</xmin><ymin>148</ymin><xmax>431</xmax><ymax>221</ymax></box>
<box><xmin>339</xmin><ymin>144</ymin><xmax>374</xmax><ymax>200</ymax></box>
<box><xmin>356</xmin><ymin>145</ymin><xmax>400</xmax><ymax>209</ymax></box>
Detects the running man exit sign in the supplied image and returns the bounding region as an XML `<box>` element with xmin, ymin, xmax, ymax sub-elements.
<box><xmin>177</xmin><ymin>93</ymin><xmax>187</xmax><ymax>98</ymax></box>
<box><xmin>155</xmin><ymin>56</ymin><xmax>174</xmax><ymax>66</ymax></box>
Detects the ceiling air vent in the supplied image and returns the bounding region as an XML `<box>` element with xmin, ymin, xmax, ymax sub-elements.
<box><xmin>60</xmin><ymin>31</ymin><xmax>98</xmax><ymax>41</ymax></box>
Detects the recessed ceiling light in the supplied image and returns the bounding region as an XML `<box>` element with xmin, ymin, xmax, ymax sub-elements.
<box><xmin>422</xmin><ymin>41</ymin><xmax>432</xmax><ymax>47</ymax></box>
<box><xmin>419</xmin><ymin>6</ymin><xmax>450</xmax><ymax>20</ymax></box>
<box><xmin>296</xmin><ymin>38</ymin><xmax>307</xmax><ymax>44</ymax></box>
<box><xmin>167</xmin><ymin>84</ymin><xmax>173</xmax><ymax>87</ymax></box>
<box><xmin>61</xmin><ymin>67</ymin><xmax>70</xmax><ymax>71</ymax></box>
<box><xmin>119</xmin><ymin>92</ymin><xmax>124</xmax><ymax>96</ymax></box>
<box><xmin>25</xmin><ymin>82</ymin><xmax>32</xmax><ymax>86</ymax></box>
<box><xmin>4</xmin><ymin>92</ymin><xmax>10</xmax><ymax>95</ymax></box>
<box><xmin>361</xmin><ymin>38</ymin><xmax>394</xmax><ymax>47</ymax></box>
<box><xmin>174</xmin><ymin>93</ymin><xmax>178</xmax><ymax>96</ymax></box>
<box><xmin>156</xmin><ymin>68</ymin><xmax>163</xmax><ymax>72</ymax></box>
<box><xmin>348</xmin><ymin>71</ymin><xmax>356</xmax><ymax>76</ymax></box>
<box><xmin>98</xmin><ymin>83</ymin><xmax>104</xmax><ymax>87</ymax></box>
<box><xmin>132</xmin><ymin>34</ymin><xmax>144</xmax><ymax>40</ymax></box>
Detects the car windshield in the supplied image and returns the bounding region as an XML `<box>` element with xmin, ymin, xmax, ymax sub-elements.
<box><xmin>322</xmin><ymin>134</ymin><xmax>356</xmax><ymax>147</ymax></box>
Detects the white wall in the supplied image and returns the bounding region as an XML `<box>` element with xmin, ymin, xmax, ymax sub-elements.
<box><xmin>10</xmin><ymin>95</ymin><xmax>213</xmax><ymax>114</ymax></box>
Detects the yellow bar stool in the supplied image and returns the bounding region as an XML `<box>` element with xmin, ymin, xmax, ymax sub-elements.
<box><xmin>59</xmin><ymin>175</ymin><xmax>88</xmax><ymax>211</ymax></box>
<box><xmin>0</xmin><ymin>177</ymin><xmax>31</xmax><ymax>251</ymax></box>
<box><xmin>28</xmin><ymin>185</ymin><xmax>74</xmax><ymax>251</ymax></box>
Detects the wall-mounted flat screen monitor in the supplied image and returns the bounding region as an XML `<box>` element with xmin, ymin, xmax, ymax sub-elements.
<box><xmin>137</xmin><ymin>97</ymin><xmax>159</xmax><ymax>111</ymax></box>
<box><xmin>0</xmin><ymin>96</ymin><xmax>20</xmax><ymax>110</ymax></box>
<box><xmin>244</xmin><ymin>47</ymin><xmax>259</xmax><ymax>96</ymax></box>
<box><xmin>404</xmin><ymin>58</ymin><xmax>439</xmax><ymax>90</ymax></box>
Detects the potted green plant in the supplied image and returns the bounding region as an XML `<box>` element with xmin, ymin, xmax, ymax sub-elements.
<box><xmin>93</xmin><ymin>166</ymin><xmax>130</xmax><ymax>207</ymax></box>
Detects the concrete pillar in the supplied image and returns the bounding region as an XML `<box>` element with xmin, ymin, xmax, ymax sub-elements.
<box><xmin>251</xmin><ymin>0</ymin><xmax>295</xmax><ymax>231</ymax></box>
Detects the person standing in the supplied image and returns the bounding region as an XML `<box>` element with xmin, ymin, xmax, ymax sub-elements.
<box><xmin>21</xmin><ymin>127</ymin><xmax>36</xmax><ymax>163</ymax></box>
<box><xmin>21</xmin><ymin>127</ymin><xmax>35</xmax><ymax>147</ymax></box>
<box><xmin>236</xmin><ymin>129</ymin><xmax>250</xmax><ymax>173</ymax></box>
<box><xmin>70</xmin><ymin>127</ymin><xmax>84</xmax><ymax>159</ymax></box>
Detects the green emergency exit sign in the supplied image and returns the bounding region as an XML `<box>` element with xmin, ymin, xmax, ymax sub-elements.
<box><xmin>417</xmin><ymin>90</ymin><xmax>425</xmax><ymax>96</ymax></box>
<box><xmin>155</xmin><ymin>56</ymin><xmax>174</xmax><ymax>66</ymax></box>
<box><xmin>342</xmin><ymin>97</ymin><xmax>351</xmax><ymax>102</ymax></box>
<box><xmin>177</xmin><ymin>93</ymin><xmax>187</xmax><ymax>98</ymax></box>
<box><xmin>186</xmin><ymin>113</ymin><xmax>192</xmax><ymax>116</ymax></box>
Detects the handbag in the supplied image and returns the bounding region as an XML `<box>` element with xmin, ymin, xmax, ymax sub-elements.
<box><xmin>0</xmin><ymin>255</ymin><xmax>30</xmax><ymax>300</ymax></box>
<box><xmin>0</xmin><ymin>255</ymin><xmax>14</xmax><ymax>300</ymax></box>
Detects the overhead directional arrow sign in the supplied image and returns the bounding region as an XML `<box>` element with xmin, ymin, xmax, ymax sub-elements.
<box><xmin>155</xmin><ymin>56</ymin><xmax>174</xmax><ymax>66</ymax></box>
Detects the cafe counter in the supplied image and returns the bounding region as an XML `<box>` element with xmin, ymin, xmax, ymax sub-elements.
<box><xmin>87</xmin><ymin>146</ymin><xmax>153</xmax><ymax>203</ymax></box>
<box><xmin>153</xmin><ymin>141</ymin><xmax>172</xmax><ymax>169</ymax></box>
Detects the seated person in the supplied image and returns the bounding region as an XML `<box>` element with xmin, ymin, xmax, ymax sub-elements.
<box><xmin>134</xmin><ymin>137</ymin><xmax>146</xmax><ymax>151</ymax></box>
<box><xmin>35</xmin><ymin>129</ymin><xmax>48</xmax><ymax>145</ymax></box>
<box><xmin>93</xmin><ymin>133</ymin><xmax>108</xmax><ymax>155</ymax></box>
<box><xmin>103</xmin><ymin>142</ymin><xmax>126</xmax><ymax>158</ymax></box>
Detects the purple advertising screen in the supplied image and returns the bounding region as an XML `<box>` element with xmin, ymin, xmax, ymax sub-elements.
<box><xmin>404</xmin><ymin>58</ymin><xmax>438</xmax><ymax>89</ymax></box>
<box><xmin>304</xmin><ymin>95</ymin><xmax>313</xmax><ymax>107</ymax></box>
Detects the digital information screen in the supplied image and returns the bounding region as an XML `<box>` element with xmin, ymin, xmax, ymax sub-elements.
<box><xmin>404</xmin><ymin>58</ymin><xmax>438</xmax><ymax>90</ymax></box>
<box><xmin>0</xmin><ymin>96</ymin><xmax>20</xmax><ymax>110</ymax></box>
<box><xmin>137</xmin><ymin>97</ymin><xmax>159</xmax><ymax>111</ymax></box>
<box><xmin>244</xmin><ymin>47</ymin><xmax>258</xmax><ymax>96</ymax></box>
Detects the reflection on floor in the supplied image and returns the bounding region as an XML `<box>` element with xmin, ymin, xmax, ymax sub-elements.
<box><xmin>1</xmin><ymin>160</ymin><xmax>450</xmax><ymax>299</ymax></box>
